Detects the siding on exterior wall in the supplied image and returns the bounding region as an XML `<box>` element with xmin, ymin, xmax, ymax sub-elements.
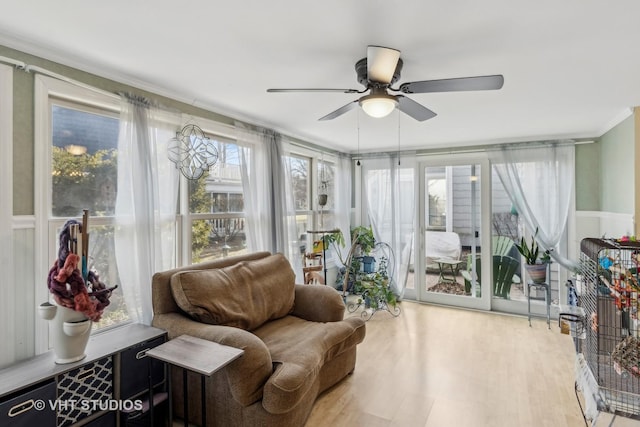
<box><xmin>451</xmin><ymin>167</ymin><xmax>475</xmax><ymax>242</ymax></box>
<box><xmin>451</xmin><ymin>166</ymin><xmax>513</xmax><ymax>248</ymax></box>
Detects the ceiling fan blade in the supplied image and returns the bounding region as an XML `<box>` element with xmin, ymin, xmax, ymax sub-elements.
<box><xmin>399</xmin><ymin>75</ymin><xmax>504</xmax><ymax>94</ymax></box>
<box><xmin>318</xmin><ymin>100</ymin><xmax>359</xmax><ymax>121</ymax></box>
<box><xmin>267</xmin><ymin>88</ymin><xmax>360</xmax><ymax>93</ymax></box>
<box><xmin>397</xmin><ymin>95</ymin><xmax>437</xmax><ymax>122</ymax></box>
<box><xmin>367</xmin><ymin>45</ymin><xmax>401</xmax><ymax>84</ymax></box>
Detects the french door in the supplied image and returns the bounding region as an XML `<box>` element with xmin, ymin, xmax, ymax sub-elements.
<box><xmin>413</xmin><ymin>155</ymin><xmax>492</xmax><ymax>310</ymax></box>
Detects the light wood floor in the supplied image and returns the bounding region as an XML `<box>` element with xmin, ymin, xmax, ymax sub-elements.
<box><xmin>305</xmin><ymin>301</ymin><xmax>587</xmax><ymax>427</ymax></box>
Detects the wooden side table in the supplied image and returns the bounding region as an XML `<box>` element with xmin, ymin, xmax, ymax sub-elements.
<box><xmin>146</xmin><ymin>335</ymin><xmax>244</xmax><ymax>427</ymax></box>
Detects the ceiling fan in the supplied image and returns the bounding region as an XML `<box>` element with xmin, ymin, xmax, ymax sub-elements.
<box><xmin>267</xmin><ymin>45</ymin><xmax>504</xmax><ymax>122</ymax></box>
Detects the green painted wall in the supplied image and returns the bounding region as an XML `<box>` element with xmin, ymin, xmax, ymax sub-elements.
<box><xmin>12</xmin><ymin>68</ymin><xmax>33</xmax><ymax>215</ymax></box>
<box><xmin>599</xmin><ymin>115</ymin><xmax>634</xmax><ymax>214</ymax></box>
<box><xmin>575</xmin><ymin>142</ymin><xmax>601</xmax><ymax>211</ymax></box>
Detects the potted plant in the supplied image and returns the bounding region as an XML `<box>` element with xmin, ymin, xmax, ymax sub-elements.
<box><xmin>515</xmin><ymin>227</ymin><xmax>548</xmax><ymax>283</ymax></box>
<box><xmin>357</xmin><ymin>256</ymin><xmax>397</xmax><ymax>310</ymax></box>
<box><xmin>320</xmin><ymin>226</ymin><xmax>401</xmax><ymax>317</ymax></box>
<box><xmin>323</xmin><ymin>226</ymin><xmax>377</xmax><ymax>295</ymax></box>
<box><xmin>40</xmin><ymin>214</ymin><xmax>117</xmax><ymax>364</ymax></box>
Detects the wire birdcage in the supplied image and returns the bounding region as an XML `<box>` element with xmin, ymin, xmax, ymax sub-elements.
<box><xmin>579</xmin><ymin>238</ymin><xmax>640</xmax><ymax>416</ymax></box>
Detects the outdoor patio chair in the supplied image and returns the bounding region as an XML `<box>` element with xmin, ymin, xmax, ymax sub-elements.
<box><xmin>461</xmin><ymin>255</ymin><xmax>521</xmax><ymax>298</ymax></box>
<box><xmin>493</xmin><ymin>255</ymin><xmax>521</xmax><ymax>298</ymax></box>
<box><xmin>492</xmin><ymin>235</ymin><xmax>515</xmax><ymax>256</ymax></box>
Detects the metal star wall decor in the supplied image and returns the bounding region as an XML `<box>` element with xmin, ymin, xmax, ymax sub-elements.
<box><xmin>168</xmin><ymin>124</ymin><xmax>218</xmax><ymax>179</ymax></box>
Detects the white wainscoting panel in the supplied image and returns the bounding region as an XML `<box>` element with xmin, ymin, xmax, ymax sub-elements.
<box><xmin>7</xmin><ymin>225</ymin><xmax>37</xmax><ymax>366</ymax></box>
<box><xmin>575</xmin><ymin>211</ymin><xmax>635</xmax><ymax>254</ymax></box>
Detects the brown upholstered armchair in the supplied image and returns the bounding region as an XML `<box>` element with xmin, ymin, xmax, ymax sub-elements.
<box><xmin>151</xmin><ymin>251</ymin><xmax>366</xmax><ymax>427</ymax></box>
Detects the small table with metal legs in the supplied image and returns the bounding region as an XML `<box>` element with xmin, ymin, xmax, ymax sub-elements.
<box><xmin>146</xmin><ymin>335</ymin><xmax>244</xmax><ymax>426</ymax></box>
<box><xmin>435</xmin><ymin>258</ymin><xmax>463</xmax><ymax>284</ymax></box>
<box><xmin>527</xmin><ymin>281</ymin><xmax>551</xmax><ymax>329</ymax></box>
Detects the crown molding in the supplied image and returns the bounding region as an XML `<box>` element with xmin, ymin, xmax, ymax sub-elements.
<box><xmin>597</xmin><ymin>107</ymin><xmax>633</xmax><ymax>137</ymax></box>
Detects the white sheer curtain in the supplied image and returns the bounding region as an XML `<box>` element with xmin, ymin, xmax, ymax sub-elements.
<box><xmin>235</xmin><ymin>122</ymin><xmax>302</xmax><ymax>280</ymax></box>
<box><xmin>114</xmin><ymin>95</ymin><xmax>180</xmax><ymax>325</ymax></box>
<box><xmin>332</xmin><ymin>156</ymin><xmax>353</xmax><ymax>265</ymax></box>
<box><xmin>362</xmin><ymin>154</ymin><xmax>416</xmax><ymax>298</ymax></box>
<box><xmin>489</xmin><ymin>143</ymin><xmax>578</xmax><ymax>271</ymax></box>
<box><xmin>275</xmin><ymin>136</ymin><xmax>303</xmax><ymax>280</ymax></box>
<box><xmin>236</xmin><ymin>122</ymin><xmax>272</xmax><ymax>252</ymax></box>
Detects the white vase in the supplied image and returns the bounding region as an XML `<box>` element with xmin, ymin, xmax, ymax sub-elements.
<box><xmin>38</xmin><ymin>302</ymin><xmax>92</xmax><ymax>364</ymax></box>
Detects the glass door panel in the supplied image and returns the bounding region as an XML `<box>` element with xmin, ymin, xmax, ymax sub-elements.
<box><xmin>417</xmin><ymin>160</ymin><xmax>489</xmax><ymax>310</ymax></box>
<box><xmin>490</xmin><ymin>165</ymin><xmax>527</xmax><ymax>314</ymax></box>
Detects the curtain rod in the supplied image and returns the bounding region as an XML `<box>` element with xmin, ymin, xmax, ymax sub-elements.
<box><xmin>235</xmin><ymin>119</ymin><xmax>348</xmax><ymax>158</ymax></box>
<box><xmin>24</xmin><ymin>61</ymin><xmax>341</xmax><ymax>156</ymax></box>
<box><xmin>0</xmin><ymin>56</ymin><xmax>117</xmax><ymax>97</ymax></box>
<box><xmin>1</xmin><ymin>55</ymin><xmax>352</xmax><ymax>157</ymax></box>
<box><xmin>24</xmin><ymin>64</ymin><xmax>118</xmax><ymax>100</ymax></box>
<box><xmin>0</xmin><ymin>55</ymin><xmax>122</xmax><ymax>103</ymax></box>
<box><xmin>0</xmin><ymin>55</ymin><xmax>26</xmax><ymax>69</ymax></box>
<box><xmin>288</xmin><ymin>139</ymin><xmax>348</xmax><ymax>158</ymax></box>
<box><xmin>355</xmin><ymin>138</ymin><xmax>594</xmax><ymax>160</ymax></box>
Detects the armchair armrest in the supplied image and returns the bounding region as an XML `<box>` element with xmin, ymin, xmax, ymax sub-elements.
<box><xmin>152</xmin><ymin>312</ymin><xmax>272</xmax><ymax>406</ymax></box>
<box><xmin>292</xmin><ymin>284</ymin><xmax>345</xmax><ymax>322</ymax></box>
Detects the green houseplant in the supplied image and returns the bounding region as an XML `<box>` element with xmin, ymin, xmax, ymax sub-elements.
<box><xmin>515</xmin><ymin>228</ymin><xmax>540</xmax><ymax>265</ymax></box>
<box><xmin>357</xmin><ymin>256</ymin><xmax>397</xmax><ymax>310</ymax></box>
<box><xmin>323</xmin><ymin>226</ymin><xmax>397</xmax><ymax>310</ymax></box>
<box><xmin>323</xmin><ymin>225</ymin><xmax>376</xmax><ymax>294</ymax></box>
<box><xmin>515</xmin><ymin>227</ymin><xmax>548</xmax><ymax>283</ymax></box>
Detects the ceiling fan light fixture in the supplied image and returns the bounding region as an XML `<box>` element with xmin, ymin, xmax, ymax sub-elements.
<box><xmin>359</xmin><ymin>94</ymin><xmax>398</xmax><ymax>118</ymax></box>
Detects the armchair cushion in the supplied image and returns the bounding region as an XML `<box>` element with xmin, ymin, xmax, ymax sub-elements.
<box><xmin>253</xmin><ymin>315</ymin><xmax>366</xmax><ymax>413</ymax></box>
<box><xmin>291</xmin><ymin>284</ymin><xmax>345</xmax><ymax>323</ymax></box>
<box><xmin>170</xmin><ymin>253</ymin><xmax>295</xmax><ymax>331</ymax></box>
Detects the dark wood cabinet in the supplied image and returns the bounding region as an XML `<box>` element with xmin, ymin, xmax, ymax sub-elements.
<box><xmin>0</xmin><ymin>380</ymin><xmax>57</xmax><ymax>427</ymax></box>
<box><xmin>0</xmin><ymin>324</ymin><xmax>167</xmax><ymax>427</ymax></box>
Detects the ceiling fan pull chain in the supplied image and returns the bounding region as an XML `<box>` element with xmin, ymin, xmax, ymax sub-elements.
<box><xmin>397</xmin><ymin>109</ymin><xmax>401</xmax><ymax>166</ymax></box>
<box><xmin>356</xmin><ymin>109</ymin><xmax>361</xmax><ymax>166</ymax></box>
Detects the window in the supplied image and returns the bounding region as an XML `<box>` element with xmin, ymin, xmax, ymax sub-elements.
<box><xmin>317</xmin><ymin>159</ymin><xmax>336</xmax><ymax>229</ymax></box>
<box><xmin>36</xmin><ymin>79</ymin><xmax>130</xmax><ymax>334</ymax></box>
<box><xmin>286</xmin><ymin>152</ymin><xmax>338</xmax><ymax>257</ymax></box>
<box><xmin>50</xmin><ymin>101</ymin><xmax>127</xmax><ymax>331</ymax></box>
<box><xmin>51</xmin><ymin>103</ymin><xmax>118</xmax><ymax>217</ymax></box>
<box><xmin>288</xmin><ymin>155</ymin><xmax>310</xmax><ymax>211</ymax></box>
<box><xmin>187</xmin><ymin>135</ymin><xmax>247</xmax><ymax>263</ymax></box>
<box><xmin>286</xmin><ymin>155</ymin><xmax>311</xmax><ymax>253</ymax></box>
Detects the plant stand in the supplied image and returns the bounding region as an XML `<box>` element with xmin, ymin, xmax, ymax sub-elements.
<box><xmin>307</xmin><ymin>229</ymin><xmax>340</xmax><ymax>285</ymax></box>
<box><xmin>527</xmin><ymin>281</ymin><xmax>551</xmax><ymax>328</ymax></box>
<box><xmin>346</xmin><ymin>289</ymin><xmax>401</xmax><ymax>321</ymax></box>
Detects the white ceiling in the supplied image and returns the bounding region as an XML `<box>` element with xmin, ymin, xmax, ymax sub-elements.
<box><xmin>1</xmin><ymin>1</ymin><xmax>639</xmax><ymax>153</ymax></box>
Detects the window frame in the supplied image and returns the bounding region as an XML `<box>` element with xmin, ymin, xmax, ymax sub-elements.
<box><xmin>35</xmin><ymin>76</ymin><xmax>123</xmax><ymax>352</ymax></box>
<box><xmin>177</xmin><ymin>116</ymin><xmax>248</xmax><ymax>265</ymax></box>
<box><xmin>284</xmin><ymin>146</ymin><xmax>340</xmax><ymax>261</ymax></box>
